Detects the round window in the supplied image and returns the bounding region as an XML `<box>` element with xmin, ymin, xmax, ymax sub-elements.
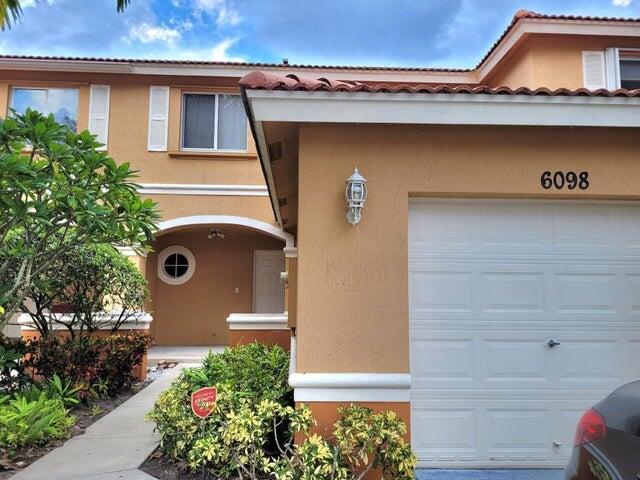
<box><xmin>157</xmin><ymin>246</ymin><xmax>195</xmax><ymax>285</ymax></box>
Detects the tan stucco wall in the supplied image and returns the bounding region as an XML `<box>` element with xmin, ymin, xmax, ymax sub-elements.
<box><xmin>148</xmin><ymin>194</ymin><xmax>276</xmax><ymax>225</ymax></box>
<box><xmin>147</xmin><ymin>226</ymin><xmax>284</xmax><ymax>346</ymax></box>
<box><xmin>295</xmin><ymin>123</ymin><xmax>640</xmax><ymax>374</ymax></box>
<box><xmin>486</xmin><ymin>34</ymin><xmax>640</xmax><ymax>89</ymax></box>
<box><xmin>0</xmin><ymin>70</ymin><xmax>272</xmax><ymax>222</ymax></box>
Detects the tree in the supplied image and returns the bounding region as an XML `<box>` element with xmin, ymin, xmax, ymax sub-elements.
<box><xmin>0</xmin><ymin>109</ymin><xmax>159</xmax><ymax>325</ymax></box>
<box><xmin>21</xmin><ymin>243</ymin><xmax>150</xmax><ymax>337</ymax></box>
<box><xmin>0</xmin><ymin>0</ymin><xmax>131</xmax><ymax>30</ymax></box>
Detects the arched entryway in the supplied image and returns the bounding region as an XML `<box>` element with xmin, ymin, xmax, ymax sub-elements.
<box><xmin>146</xmin><ymin>216</ymin><xmax>292</xmax><ymax>346</ymax></box>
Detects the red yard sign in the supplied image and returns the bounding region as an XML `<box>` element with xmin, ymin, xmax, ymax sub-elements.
<box><xmin>191</xmin><ymin>386</ymin><xmax>217</xmax><ymax>418</ymax></box>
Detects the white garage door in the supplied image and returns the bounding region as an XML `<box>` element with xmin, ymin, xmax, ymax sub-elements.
<box><xmin>409</xmin><ymin>199</ymin><xmax>640</xmax><ymax>468</ymax></box>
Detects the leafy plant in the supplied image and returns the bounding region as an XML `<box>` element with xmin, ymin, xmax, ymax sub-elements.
<box><xmin>149</xmin><ymin>344</ymin><xmax>416</xmax><ymax>480</ymax></box>
<box><xmin>333</xmin><ymin>405</ymin><xmax>416</xmax><ymax>480</ymax></box>
<box><xmin>0</xmin><ymin>109</ymin><xmax>159</xmax><ymax>326</ymax></box>
<box><xmin>20</xmin><ymin>332</ymin><xmax>151</xmax><ymax>397</ymax></box>
<box><xmin>22</xmin><ymin>243</ymin><xmax>150</xmax><ymax>337</ymax></box>
<box><xmin>46</xmin><ymin>374</ymin><xmax>81</xmax><ymax>408</ymax></box>
<box><xmin>90</xmin><ymin>404</ymin><xmax>103</xmax><ymax>417</ymax></box>
<box><xmin>0</xmin><ymin>336</ymin><xmax>30</xmax><ymax>393</ymax></box>
<box><xmin>0</xmin><ymin>389</ymin><xmax>74</xmax><ymax>451</ymax></box>
<box><xmin>148</xmin><ymin>343</ymin><xmax>293</xmax><ymax>476</ymax></box>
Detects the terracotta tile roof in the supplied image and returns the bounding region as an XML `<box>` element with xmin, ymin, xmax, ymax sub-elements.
<box><xmin>477</xmin><ymin>9</ymin><xmax>640</xmax><ymax>68</ymax></box>
<box><xmin>240</xmin><ymin>71</ymin><xmax>640</xmax><ymax>97</ymax></box>
<box><xmin>0</xmin><ymin>54</ymin><xmax>470</xmax><ymax>73</ymax></box>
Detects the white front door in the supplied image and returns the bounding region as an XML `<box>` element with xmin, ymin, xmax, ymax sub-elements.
<box><xmin>253</xmin><ymin>250</ymin><xmax>285</xmax><ymax>313</ymax></box>
<box><xmin>409</xmin><ymin>199</ymin><xmax>640</xmax><ymax>468</ymax></box>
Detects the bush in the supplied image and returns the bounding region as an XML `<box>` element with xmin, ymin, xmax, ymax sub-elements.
<box><xmin>148</xmin><ymin>343</ymin><xmax>417</xmax><ymax>480</ymax></box>
<box><xmin>0</xmin><ymin>388</ymin><xmax>74</xmax><ymax>452</ymax></box>
<box><xmin>0</xmin><ymin>336</ymin><xmax>30</xmax><ymax>394</ymax></box>
<box><xmin>148</xmin><ymin>343</ymin><xmax>292</xmax><ymax>476</ymax></box>
<box><xmin>22</xmin><ymin>332</ymin><xmax>151</xmax><ymax>397</ymax></box>
<box><xmin>22</xmin><ymin>243</ymin><xmax>150</xmax><ymax>337</ymax></box>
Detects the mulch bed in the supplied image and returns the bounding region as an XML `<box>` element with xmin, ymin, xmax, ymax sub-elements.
<box><xmin>0</xmin><ymin>380</ymin><xmax>150</xmax><ymax>480</ymax></box>
<box><xmin>140</xmin><ymin>450</ymin><xmax>202</xmax><ymax>480</ymax></box>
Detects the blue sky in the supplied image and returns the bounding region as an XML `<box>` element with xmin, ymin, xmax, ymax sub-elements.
<box><xmin>1</xmin><ymin>0</ymin><xmax>639</xmax><ymax>68</ymax></box>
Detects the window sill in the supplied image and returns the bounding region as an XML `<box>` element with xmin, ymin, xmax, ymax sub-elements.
<box><xmin>168</xmin><ymin>150</ymin><xmax>258</xmax><ymax>160</ymax></box>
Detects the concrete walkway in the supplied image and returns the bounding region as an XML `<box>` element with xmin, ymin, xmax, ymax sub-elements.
<box><xmin>147</xmin><ymin>346</ymin><xmax>223</xmax><ymax>365</ymax></box>
<box><xmin>12</xmin><ymin>364</ymin><xmax>195</xmax><ymax>480</ymax></box>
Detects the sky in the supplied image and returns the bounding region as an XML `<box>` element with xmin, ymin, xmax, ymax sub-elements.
<box><xmin>1</xmin><ymin>0</ymin><xmax>639</xmax><ymax>69</ymax></box>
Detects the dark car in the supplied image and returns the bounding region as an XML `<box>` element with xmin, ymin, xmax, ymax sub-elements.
<box><xmin>565</xmin><ymin>380</ymin><xmax>640</xmax><ymax>480</ymax></box>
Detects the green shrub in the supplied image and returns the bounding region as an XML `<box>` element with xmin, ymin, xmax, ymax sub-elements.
<box><xmin>148</xmin><ymin>344</ymin><xmax>417</xmax><ymax>480</ymax></box>
<box><xmin>333</xmin><ymin>405</ymin><xmax>416</xmax><ymax>480</ymax></box>
<box><xmin>0</xmin><ymin>336</ymin><xmax>31</xmax><ymax>394</ymax></box>
<box><xmin>0</xmin><ymin>389</ymin><xmax>74</xmax><ymax>451</ymax></box>
<box><xmin>148</xmin><ymin>343</ymin><xmax>292</xmax><ymax>476</ymax></box>
<box><xmin>22</xmin><ymin>332</ymin><xmax>151</xmax><ymax>397</ymax></box>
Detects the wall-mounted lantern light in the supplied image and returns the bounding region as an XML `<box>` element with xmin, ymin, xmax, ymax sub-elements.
<box><xmin>345</xmin><ymin>167</ymin><xmax>367</xmax><ymax>226</ymax></box>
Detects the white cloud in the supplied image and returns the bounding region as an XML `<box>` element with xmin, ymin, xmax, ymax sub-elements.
<box><xmin>127</xmin><ymin>23</ymin><xmax>181</xmax><ymax>46</ymax></box>
<box><xmin>22</xmin><ymin>0</ymin><xmax>54</xmax><ymax>7</ymax></box>
<box><xmin>612</xmin><ymin>0</ymin><xmax>632</xmax><ymax>6</ymax></box>
<box><xmin>195</xmin><ymin>0</ymin><xmax>222</xmax><ymax>11</ymax></box>
<box><xmin>211</xmin><ymin>37</ymin><xmax>245</xmax><ymax>62</ymax></box>
<box><xmin>216</xmin><ymin>5</ymin><xmax>241</xmax><ymax>26</ymax></box>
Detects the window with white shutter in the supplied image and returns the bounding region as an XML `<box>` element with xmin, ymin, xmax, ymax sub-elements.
<box><xmin>88</xmin><ymin>85</ymin><xmax>110</xmax><ymax>150</ymax></box>
<box><xmin>147</xmin><ymin>86</ymin><xmax>170</xmax><ymax>151</ymax></box>
<box><xmin>582</xmin><ymin>51</ymin><xmax>606</xmax><ymax>90</ymax></box>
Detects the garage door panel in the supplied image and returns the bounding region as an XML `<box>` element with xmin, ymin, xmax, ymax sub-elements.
<box><xmin>411</xmin><ymin>264</ymin><xmax>639</xmax><ymax>320</ymax></box>
<box><xmin>410</xmin><ymin>202</ymin><xmax>640</xmax><ymax>256</ymax></box>
<box><xmin>411</xmin><ymin>397</ymin><xmax>595</xmax><ymax>467</ymax></box>
<box><xmin>409</xmin><ymin>200</ymin><xmax>640</xmax><ymax>468</ymax></box>
<box><xmin>411</xmin><ymin>330</ymin><xmax>640</xmax><ymax>391</ymax></box>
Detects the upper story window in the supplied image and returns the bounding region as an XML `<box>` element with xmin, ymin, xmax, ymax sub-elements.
<box><xmin>181</xmin><ymin>92</ymin><xmax>247</xmax><ymax>151</ymax></box>
<box><xmin>9</xmin><ymin>87</ymin><xmax>79</xmax><ymax>132</ymax></box>
<box><xmin>620</xmin><ymin>58</ymin><xmax>640</xmax><ymax>90</ymax></box>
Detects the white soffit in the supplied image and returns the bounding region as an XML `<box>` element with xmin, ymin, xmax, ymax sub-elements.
<box><xmin>246</xmin><ymin>90</ymin><xmax>640</xmax><ymax>128</ymax></box>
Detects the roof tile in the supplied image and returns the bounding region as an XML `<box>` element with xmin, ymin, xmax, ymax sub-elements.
<box><xmin>240</xmin><ymin>71</ymin><xmax>640</xmax><ymax>97</ymax></box>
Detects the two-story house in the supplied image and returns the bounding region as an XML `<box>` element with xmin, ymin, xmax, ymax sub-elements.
<box><xmin>4</xmin><ymin>9</ymin><xmax>640</xmax><ymax>472</ymax></box>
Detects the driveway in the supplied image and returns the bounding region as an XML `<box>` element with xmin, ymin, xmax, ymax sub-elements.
<box><xmin>416</xmin><ymin>469</ymin><xmax>564</xmax><ymax>480</ymax></box>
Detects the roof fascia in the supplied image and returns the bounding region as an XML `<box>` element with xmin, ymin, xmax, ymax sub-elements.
<box><xmin>245</xmin><ymin>89</ymin><xmax>640</xmax><ymax>128</ymax></box>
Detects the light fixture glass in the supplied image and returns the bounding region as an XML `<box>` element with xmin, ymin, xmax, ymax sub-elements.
<box><xmin>345</xmin><ymin>167</ymin><xmax>367</xmax><ymax>225</ymax></box>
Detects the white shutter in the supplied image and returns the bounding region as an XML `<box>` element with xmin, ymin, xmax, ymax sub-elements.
<box><xmin>582</xmin><ymin>51</ymin><xmax>606</xmax><ymax>90</ymax></box>
<box><xmin>88</xmin><ymin>85</ymin><xmax>110</xmax><ymax>150</ymax></box>
<box><xmin>604</xmin><ymin>47</ymin><xmax>621</xmax><ymax>90</ymax></box>
<box><xmin>147</xmin><ymin>86</ymin><xmax>169</xmax><ymax>151</ymax></box>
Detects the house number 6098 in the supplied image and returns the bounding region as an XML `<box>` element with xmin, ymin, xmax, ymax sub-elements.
<box><xmin>540</xmin><ymin>171</ymin><xmax>589</xmax><ymax>190</ymax></box>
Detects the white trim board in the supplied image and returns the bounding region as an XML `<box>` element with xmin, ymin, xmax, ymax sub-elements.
<box><xmin>227</xmin><ymin>313</ymin><xmax>288</xmax><ymax>330</ymax></box>
<box><xmin>138</xmin><ymin>183</ymin><xmax>268</xmax><ymax>196</ymax></box>
<box><xmin>246</xmin><ymin>90</ymin><xmax>640</xmax><ymax>127</ymax></box>
<box><xmin>290</xmin><ymin>373</ymin><xmax>411</xmax><ymax>402</ymax></box>
<box><xmin>288</xmin><ymin>335</ymin><xmax>410</xmax><ymax>402</ymax></box>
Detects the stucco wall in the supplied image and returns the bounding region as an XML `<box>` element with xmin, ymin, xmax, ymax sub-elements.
<box><xmin>147</xmin><ymin>226</ymin><xmax>284</xmax><ymax>346</ymax></box>
<box><xmin>0</xmin><ymin>70</ymin><xmax>273</xmax><ymax>222</ymax></box>
<box><xmin>485</xmin><ymin>34</ymin><xmax>640</xmax><ymax>89</ymax></box>
<box><xmin>148</xmin><ymin>194</ymin><xmax>275</xmax><ymax>225</ymax></box>
<box><xmin>295</xmin><ymin>123</ymin><xmax>640</xmax><ymax>373</ymax></box>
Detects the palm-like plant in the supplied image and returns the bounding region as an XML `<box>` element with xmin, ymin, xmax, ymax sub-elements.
<box><xmin>0</xmin><ymin>0</ymin><xmax>131</xmax><ymax>30</ymax></box>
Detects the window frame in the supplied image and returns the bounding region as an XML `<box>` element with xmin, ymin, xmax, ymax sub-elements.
<box><xmin>619</xmin><ymin>52</ymin><xmax>640</xmax><ymax>90</ymax></box>
<box><xmin>157</xmin><ymin>245</ymin><xmax>196</xmax><ymax>286</ymax></box>
<box><xmin>8</xmin><ymin>85</ymin><xmax>80</xmax><ymax>132</ymax></box>
<box><xmin>179</xmin><ymin>91</ymin><xmax>248</xmax><ymax>153</ymax></box>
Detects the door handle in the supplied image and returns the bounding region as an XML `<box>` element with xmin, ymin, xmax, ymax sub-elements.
<box><xmin>548</xmin><ymin>339</ymin><xmax>561</xmax><ymax>348</ymax></box>
<box><xmin>553</xmin><ymin>441</ymin><xmax>563</xmax><ymax>448</ymax></box>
